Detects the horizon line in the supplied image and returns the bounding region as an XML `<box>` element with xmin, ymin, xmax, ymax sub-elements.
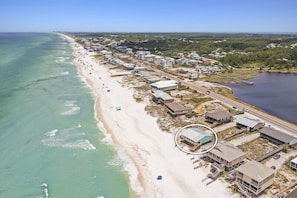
<box><xmin>1</xmin><ymin>31</ymin><xmax>297</xmax><ymax>35</ymax></box>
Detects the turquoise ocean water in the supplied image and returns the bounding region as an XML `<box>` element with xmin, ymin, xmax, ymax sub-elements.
<box><xmin>0</xmin><ymin>33</ymin><xmax>131</xmax><ymax>198</ymax></box>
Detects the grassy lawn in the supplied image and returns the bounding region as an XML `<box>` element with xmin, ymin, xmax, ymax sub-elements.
<box><xmin>187</xmin><ymin>97</ymin><xmax>213</xmax><ymax>107</ymax></box>
<box><xmin>216</xmin><ymin>126</ymin><xmax>237</xmax><ymax>140</ymax></box>
<box><xmin>238</xmin><ymin>138</ymin><xmax>278</xmax><ymax>160</ymax></box>
<box><xmin>202</xmin><ymin>69</ymin><xmax>260</xmax><ymax>83</ymax></box>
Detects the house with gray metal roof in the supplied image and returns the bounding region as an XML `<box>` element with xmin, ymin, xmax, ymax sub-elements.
<box><xmin>180</xmin><ymin>128</ymin><xmax>212</xmax><ymax>146</ymax></box>
<box><xmin>207</xmin><ymin>142</ymin><xmax>246</xmax><ymax>170</ymax></box>
<box><xmin>205</xmin><ymin>110</ymin><xmax>233</xmax><ymax>124</ymax></box>
<box><xmin>260</xmin><ymin>127</ymin><xmax>297</xmax><ymax>146</ymax></box>
<box><xmin>152</xmin><ymin>90</ymin><xmax>174</xmax><ymax>105</ymax></box>
<box><xmin>235</xmin><ymin>160</ymin><xmax>274</xmax><ymax>196</ymax></box>
<box><xmin>236</xmin><ymin>116</ymin><xmax>264</xmax><ymax>131</ymax></box>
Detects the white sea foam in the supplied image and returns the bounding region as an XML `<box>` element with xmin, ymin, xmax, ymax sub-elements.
<box><xmin>62</xmin><ymin>100</ymin><xmax>80</xmax><ymax>115</ymax></box>
<box><xmin>40</xmin><ymin>183</ymin><xmax>48</xmax><ymax>188</ymax></box>
<box><xmin>61</xmin><ymin>107</ymin><xmax>80</xmax><ymax>115</ymax></box>
<box><xmin>42</xmin><ymin>125</ymin><xmax>95</xmax><ymax>151</ymax></box>
<box><xmin>97</xmin><ymin>121</ymin><xmax>144</xmax><ymax>195</ymax></box>
<box><xmin>55</xmin><ymin>56</ymin><xmax>66</xmax><ymax>63</ymax></box>
<box><xmin>42</xmin><ymin>138</ymin><xmax>95</xmax><ymax>151</ymax></box>
<box><xmin>40</xmin><ymin>183</ymin><xmax>49</xmax><ymax>198</ymax></box>
<box><xmin>96</xmin><ymin>196</ymin><xmax>104</xmax><ymax>198</ymax></box>
<box><xmin>62</xmin><ymin>139</ymin><xmax>96</xmax><ymax>150</ymax></box>
<box><xmin>61</xmin><ymin>106</ymin><xmax>80</xmax><ymax>115</ymax></box>
<box><xmin>59</xmin><ymin>71</ymin><xmax>69</xmax><ymax>76</ymax></box>
<box><xmin>63</xmin><ymin>124</ymin><xmax>81</xmax><ymax>131</ymax></box>
<box><xmin>113</xmin><ymin>148</ymin><xmax>145</xmax><ymax>197</ymax></box>
<box><xmin>45</xmin><ymin>129</ymin><xmax>58</xmax><ymax>137</ymax></box>
<box><xmin>100</xmin><ymin>133</ymin><xmax>113</xmax><ymax>146</ymax></box>
<box><xmin>107</xmin><ymin>155</ymin><xmax>123</xmax><ymax>167</ymax></box>
<box><xmin>64</xmin><ymin>100</ymin><xmax>76</xmax><ymax>106</ymax></box>
<box><xmin>97</xmin><ymin>122</ymin><xmax>113</xmax><ymax>146</ymax></box>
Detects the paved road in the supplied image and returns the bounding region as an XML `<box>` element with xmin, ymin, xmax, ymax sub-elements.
<box><xmin>156</xmin><ymin>70</ymin><xmax>297</xmax><ymax>135</ymax></box>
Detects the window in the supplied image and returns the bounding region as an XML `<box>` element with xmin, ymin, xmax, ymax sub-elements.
<box><xmin>237</xmin><ymin>172</ymin><xmax>243</xmax><ymax>178</ymax></box>
<box><xmin>251</xmin><ymin>179</ymin><xmax>258</xmax><ymax>186</ymax></box>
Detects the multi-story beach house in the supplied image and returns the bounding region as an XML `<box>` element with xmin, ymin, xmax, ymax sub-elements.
<box><xmin>290</xmin><ymin>157</ymin><xmax>297</xmax><ymax>171</ymax></box>
<box><xmin>235</xmin><ymin>161</ymin><xmax>274</xmax><ymax>196</ymax></box>
<box><xmin>207</xmin><ymin>142</ymin><xmax>246</xmax><ymax>170</ymax></box>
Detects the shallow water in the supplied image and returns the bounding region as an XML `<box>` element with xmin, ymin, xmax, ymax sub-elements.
<box><xmin>0</xmin><ymin>33</ymin><xmax>131</xmax><ymax>198</ymax></box>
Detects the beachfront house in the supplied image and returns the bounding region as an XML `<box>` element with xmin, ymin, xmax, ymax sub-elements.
<box><xmin>150</xmin><ymin>80</ymin><xmax>178</xmax><ymax>91</ymax></box>
<box><xmin>290</xmin><ymin>157</ymin><xmax>297</xmax><ymax>171</ymax></box>
<box><xmin>235</xmin><ymin>160</ymin><xmax>274</xmax><ymax>196</ymax></box>
<box><xmin>260</xmin><ymin>127</ymin><xmax>297</xmax><ymax>146</ymax></box>
<box><xmin>207</xmin><ymin>142</ymin><xmax>246</xmax><ymax>170</ymax></box>
<box><xmin>236</xmin><ymin>116</ymin><xmax>264</xmax><ymax>132</ymax></box>
<box><xmin>180</xmin><ymin>128</ymin><xmax>212</xmax><ymax>146</ymax></box>
<box><xmin>152</xmin><ymin>90</ymin><xmax>174</xmax><ymax>105</ymax></box>
<box><xmin>205</xmin><ymin>110</ymin><xmax>233</xmax><ymax>125</ymax></box>
<box><xmin>164</xmin><ymin>102</ymin><xmax>192</xmax><ymax>116</ymax></box>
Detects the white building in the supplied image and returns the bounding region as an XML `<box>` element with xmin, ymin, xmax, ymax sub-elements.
<box><xmin>151</xmin><ymin>80</ymin><xmax>178</xmax><ymax>91</ymax></box>
<box><xmin>290</xmin><ymin>157</ymin><xmax>297</xmax><ymax>171</ymax></box>
<box><xmin>188</xmin><ymin>51</ymin><xmax>202</xmax><ymax>60</ymax></box>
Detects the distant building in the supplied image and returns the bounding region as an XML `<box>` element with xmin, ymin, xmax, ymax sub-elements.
<box><xmin>207</xmin><ymin>142</ymin><xmax>246</xmax><ymax>170</ymax></box>
<box><xmin>260</xmin><ymin>127</ymin><xmax>297</xmax><ymax>146</ymax></box>
<box><xmin>143</xmin><ymin>75</ymin><xmax>163</xmax><ymax>84</ymax></box>
<box><xmin>290</xmin><ymin>157</ymin><xmax>297</xmax><ymax>171</ymax></box>
<box><xmin>180</xmin><ymin>128</ymin><xmax>212</xmax><ymax>146</ymax></box>
<box><xmin>205</xmin><ymin>110</ymin><xmax>233</xmax><ymax>124</ymax></box>
<box><xmin>152</xmin><ymin>90</ymin><xmax>174</xmax><ymax>105</ymax></box>
<box><xmin>150</xmin><ymin>80</ymin><xmax>178</xmax><ymax>91</ymax></box>
<box><xmin>235</xmin><ymin>160</ymin><xmax>274</xmax><ymax>196</ymax></box>
<box><xmin>236</xmin><ymin>116</ymin><xmax>264</xmax><ymax>131</ymax></box>
<box><xmin>164</xmin><ymin>102</ymin><xmax>192</xmax><ymax>116</ymax></box>
<box><xmin>122</xmin><ymin>63</ymin><xmax>135</xmax><ymax>70</ymax></box>
<box><xmin>187</xmin><ymin>51</ymin><xmax>202</xmax><ymax>60</ymax></box>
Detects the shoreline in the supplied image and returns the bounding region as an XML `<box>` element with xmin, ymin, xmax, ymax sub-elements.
<box><xmin>60</xmin><ymin>33</ymin><xmax>239</xmax><ymax>198</ymax></box>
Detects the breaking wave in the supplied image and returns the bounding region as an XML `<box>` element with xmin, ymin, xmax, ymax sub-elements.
<box><xmin>61</xmin><ymin>100</ymin><xmax>80</xmax><ymax>116</ymax></box>
<box><xmin>42</xmin><ymin>125</ymin><xmax>96</xmax><ymax>151</ymax></box>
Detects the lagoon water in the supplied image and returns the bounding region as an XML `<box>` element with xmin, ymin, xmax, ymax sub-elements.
<box><xmin>0</xmin><ymin>33</ymin><xmax>131</xmax><ymax>198</ymax></box>
<box><xmin>225</xmin><ymin>72</ymin><xmax>297</xmax><ymax>125</ymax></box>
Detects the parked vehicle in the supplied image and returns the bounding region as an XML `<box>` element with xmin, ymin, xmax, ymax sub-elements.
<box><xmin>273</xmin><ymin>154</ymin><xmax>280</xmax><ymax>160</ymax></box>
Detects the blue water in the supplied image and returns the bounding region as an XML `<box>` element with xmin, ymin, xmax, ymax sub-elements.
<box><xmin>225</xmin><ymin>72</ymin><xmax>297</xmax><ymax>125</ymax></box>
<box><xmin>0</xmin><ymin>33</ymin><xmax>131</xmax><ymax>198</ymax></box>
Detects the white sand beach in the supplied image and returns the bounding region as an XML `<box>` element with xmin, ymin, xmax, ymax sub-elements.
<box><xmin>61</xmin><ymin>34</ymin><xmax>239</xmax><ymax>198</ymax></box>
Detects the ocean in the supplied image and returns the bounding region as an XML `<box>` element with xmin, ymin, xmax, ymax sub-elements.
<box><xmin>225</xmin><ymin>72</ymin><xmax>297</xmax><ymax>125</ymax></box>
<box><xmin>0</xmin><ymin>33</ymin><xmax>131</xmax><ymax>198</ymax></box>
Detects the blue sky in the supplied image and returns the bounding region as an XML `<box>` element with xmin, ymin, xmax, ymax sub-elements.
<box><xmin>1</xmin><ymin>0</ymin><xmax>297</xmax><ymax>32</ymax></box>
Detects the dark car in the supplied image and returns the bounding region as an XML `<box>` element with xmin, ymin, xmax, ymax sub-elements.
<box><xmin>273</xmin><ymin>154</ymin><xmax>280</xmax><ymax>160</ymax></box>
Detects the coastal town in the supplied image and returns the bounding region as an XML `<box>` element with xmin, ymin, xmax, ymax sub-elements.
<box><xmin>63</xmin><ymin>33</ymin><xmax>297</xmax><ymax>198</ymax></box>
